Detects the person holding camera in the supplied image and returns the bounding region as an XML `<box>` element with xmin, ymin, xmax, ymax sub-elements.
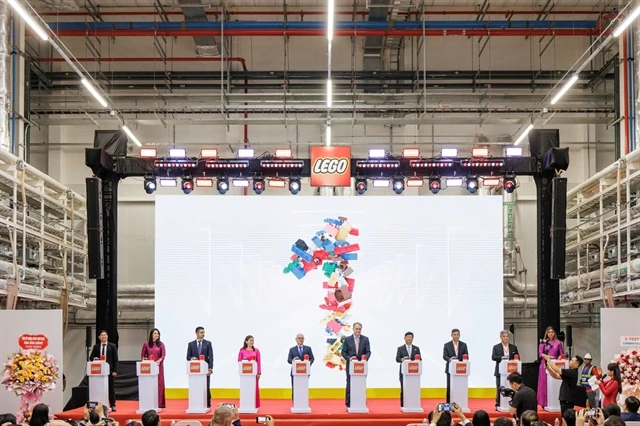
<box><xmin>507</xmin><ymin>372</ymin><xmax>538</xmax><ymax>422</ymax></box>
<box><xmin>543</xmin><ymin>354</ymin><xmax>583</xmax><ymax>416</ymax></box>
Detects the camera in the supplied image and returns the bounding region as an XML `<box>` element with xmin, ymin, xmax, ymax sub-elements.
<box><xmin>437</xmin><ymin>403</ymin><xmax>454</xmax><ymax>412</ymax></box>
<box><xmin>256</xmin><ymin>416</ymin><xmax>268</xmax><ymax>424</ymax></box>
<box><xmin>499</xmin><ymin>386</ymin><xmax>516</xmax><ymax>398</ymax></box>
<box><xmin>586</xmin><ymin>409</ymin><xmax>599</xmax><ymax>418</ymax></box>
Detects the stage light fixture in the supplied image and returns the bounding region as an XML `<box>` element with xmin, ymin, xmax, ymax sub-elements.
<box><xmin>355</xmin><ymin>178</ymin><xmax>367</xmax><ymax>195</ymax></box>
<box><xmin>483</xmin><ymin>177</ymin><xmax>501</xmax><ymax>187</ymax></box>
<box><xmin>503</xmin><ymin>175</ymin><xmax>517</xmax><ymax>193</ymax></box>
<box><xmin>200</xmin><ymin>148</ymin><xmax>218</xmax><ymax>158</ymax></box>
<box><xmin>368</xmin><ymin>149</ymin><xmax>386</xmax><ymax>159</ymax></box>
<box><xmin>195</xmin><ymin>178</ymin><xmax>213</xmax><ymax>187</ymax></box>
<box><xmin>233</xmin><ymin>179</ymin><xmax>250</xmax><ymax>187</ymax></box>
<box><xmin>169</xmin><ymin>148</ymin><xmax>187</xmax><ymax>158</ymax></box>
<box><xmin>253</xmin><ymin>179</ymin><xmax>265</xmax><ymax>194</ymax></box>
<box><xmin>274</xmin><ymin>148</ymin><xmax>292</xmax><ymax>158</ymax></box>
<box><xmin>372</xmin><ymin>179</ymin><xmax>390</xmax><ymax>188</ymax></box>
<box><xmin>238</xmin><ymin>148</ymin><xmax>255</xmax><ymax>158</ymax></box>
<box><xmin>217</xmin><ymin>178</ymin><xmax>230</xmax><ymax>194</ymax></box>
<box><xmin>159</xmin><ymin>178</ymin><xmax>177</xmax><ymax>187</ymax></box>
<box><xmin>429</xmin><ymin>177</ymin><xmax>441</xmax><ymax>194</ymax></box>
<box><xmin>289</xmin><ymin>178</ymin><xmax>301</xmax><ymax>195</ymax></box>
<box><xmin>441</xmin><ymin>148</ymin><xmax>458</xmax><ymax>158</ymax></box>
<box><xmin>447</xmin><ymin>177</ymin><xmax>463</xmax><ymax>187</ymax></box>
<box><xmin>471</xmin><ymin>147</ymin><xmax>489</xmax><ymax>158</ymax></box>
<box><xmin>143</xmin><ymin>176</ymin><xmax>156</xmax><ymax>194</ymax></box>
<box><xmin>392</xmin><ymin>178</ymin><xmax>405</xmax><ymax>194</ymax></box>
<box><xmin>406</xmin><ymin>178</ymin><xmax>424</xmax><ymax>187</ymax></box>
<box><xmin>466</xmin><ymin>176</ymin><xmax>479</xmax><ymax>194</ymax></box>
<box><xmin>268</xmin><ymin>178</ymin><xmax>286</xmax><ymax>188</ymax></box>
<box><xmin>140</xmin><ymin>148</ymin><xmax>157</xmax><ymax>158</ymax></box>
<box><xmin>181</xmin><ymin>177</ymin><xmax>194</xmax><ymax>194</ymax></box>
<box><xmin>402</xmin><ymin>148</ymin><xmax>420</xmax><ymax>158</ymax></box>
<box><xmin>505</xmin><ymin>146</ymin><xmax>523</xmax><ymax>157</ymax></box>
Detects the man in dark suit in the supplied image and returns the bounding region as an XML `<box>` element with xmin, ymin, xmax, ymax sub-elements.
<box><xmin>341</xmin><ymin>322</ymin><xmax>371</xmax><ymax>408</ymax></box>
<box><xmin>89</xmin><ymin>330</ymin><xmax>118</xmax><ymax>412</ymax></box>
<box><xmin>492</xmin><ymin>330</ymin><xmax>520</xmax><ymax>407</ymax></box>
<box><xmin>396</xmin><ymin>331</ymin><xmax>421</xmax><ymax>407</ymax></box>
<box><xmin>443</xmin><ymin>328</ymin><xmax>469</xmax><ymax>403</ymax></box>
<box><xmin>287</xmin><ymin>333</ymin><xmax>315</xmax><ymax>397</ymax></box>
<box><xmin>186</xmin><ymin>326</ymin><xmax>214</xmax><ymax>408</ymax></box>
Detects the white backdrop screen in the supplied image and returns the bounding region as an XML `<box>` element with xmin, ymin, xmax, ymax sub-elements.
<box><xmin>155</xmin><ymin>196</ymin><xmax>503</xmax><ymax>389</ymax></box>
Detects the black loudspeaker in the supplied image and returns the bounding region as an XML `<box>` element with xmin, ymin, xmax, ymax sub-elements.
<box><xmin>85</xmin><ymin>326</ymin><xmax>92</xmax><ymax>348</ymax></box>
<box><xmin>528</xmin><ymin>129</ymin><xmax>560</xmax><ymax>158</ymax></box>
<box><xmin>551</xmin><ymin>177</ymin><xmax>568</xmax><ymax>279</ymax></box>
<box><xmin>86</xmin><ymin>177</ymin><xmax>104</xmax><ymax>279</ymax></box>
<box><xmin>566</xmin><ymin>325</ymin><xmax>573</xmax><ymax>347</ymax></box>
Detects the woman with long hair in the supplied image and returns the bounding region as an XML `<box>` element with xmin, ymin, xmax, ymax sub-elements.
<box><xmin>537</xmin><ymin>326</ymin><xmax>565</xmax><ymax>407</ymax></box>
<box><xmin>237</xmin><ymin>335</ymin><xmax>261</xmax><ymax>408</ymax></box>
<box><xmin>29</xmin><ymin>404</ymin><xmax>49</xmax><ymax>426</ymax></box>
<box><xmin>598</xmin><ymin>363</ymin><xmax>622</xmax><ymax>406</ymax></box>
<box><xmin>141</xmin><ymin>328</ymin><xmax>166</xmax><ymax>408</ymax></box>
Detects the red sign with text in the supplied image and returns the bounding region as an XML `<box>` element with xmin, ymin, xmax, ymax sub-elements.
<box><xmin>353</xmin><ymin>362</ymin><xmax>365</xmax><ymax>374</ymax></box>
<box><xmin>295</xmin><ymin>363</ymin><xmax>307</xmax><ymax>374</ymax></box>
<box><xmin>18</xmin><ymin>334</ymin><xmax>49</xmax><ymax>350</ymax></box>
<box><xmin>455</xmin><ymin>363</ymin><xmax>467</xmax><ymax>374</ymax></box>
<box><xmin>507</xmin><ymin>362</ymin><xmax>519</xmax><ymax>373</ymax></box>
<box><xmin>90</xmin><ymin>363</ymin><xmax>102</xmax><ymax>375</ymax></box>
<box><xmin>408</xmin><ymin>362</ymin><xmax>420</xmax><ymax>374</ymax></box>
<box><xmin>242</xmin><ymin>363</ymin><xmax>254</xmax><ymax>374</ymax></box>
<box><xmin>310</xmin><ymin>146</ymin><xmax>351</xmax><ymax>187</ymax></box>
<box><xmin>139</xmin><ymin>363</ymin><xmax>151</xmax><ymax>374</ymax></box>
<box><xmin>189</xmin><ymin>362</ymin><xmax>201</xmax><ymax>373</ymax></box>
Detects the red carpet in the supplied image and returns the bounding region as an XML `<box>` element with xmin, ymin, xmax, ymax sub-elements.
<box><xmin>56</xmin><ymin>399</ymin><xmax>563</xmax><ymax>426</ymax></box>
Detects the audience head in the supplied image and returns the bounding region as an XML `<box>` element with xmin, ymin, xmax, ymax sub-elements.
<box><xmin>625</xmin><ymin>396</ymin><xmax>640</xmax><ymax>414</ymax></box>
<box><xmin>141</xmin><ymin>410</ymin><xmax>160</xmax><ymax>426</ymax></box>
<box><xmin>0</xmin><ymin>415</ymin><xmax>17</xmax><ymax>425</ymax></box>
<box><xmin>125</xmin><ymin>422</ymin><xmax>143</xmax><ymax>426</ymax></box>
<box><xmin>521</xmin><ymin>410</ymin><xmax>539</xmax><ymax>426</ymax></box>
<box><xmin>508</xmin><ymin>372</ymin><xmax>524</xmax><ymax>390</ymax></box>
<box><xmin>531</xmin><ymin>422</ymin><xmax>548</xmax><ymax>426</ymax></box>
<box><xmin>604</xmin><ymin>415</ymin><xmax>626</xmax><ymax>426</ymax></box>
<box><xmin>89</xmin><ymin>409</ymin><xmax>101</xmax><ymax>425</ymax></box>
<box><xmin>29</xmin><ymin>404</ymin><xmax>49</xmax><ymax>426</ymax></box>
<box><xmin>562</xmin><ymin>408</ymin><xmax>577</xmax><ymax>426</ymax></box>
<box><xmin>472</xmin><ymin>410</ymin><xmax>490</xmax><ymax>426</ymax></box>
<box><xmin>605</xmin><ymin>403</ymin><xmax>622</xmax><ymax>418</ymax></box>
<box><xmin>211</xmin><ymin>406</ymin><xmax>234</xmax><ymax>426</ymax></box>
<box><xmin>436</xmin><ymin>411</ymin><xmax>452</xmax><ymax>426</ymax></box>
<box><xmin>494</xmin><ymin>417</ymin><xmax>513</xmax><ymax>426</ymax></box>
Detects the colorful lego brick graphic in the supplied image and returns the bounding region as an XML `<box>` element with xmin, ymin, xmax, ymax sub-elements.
<box><xmin>283</xmin><ymin>217</ymin><xmax>360</xmax><ymax>371</ymax></box>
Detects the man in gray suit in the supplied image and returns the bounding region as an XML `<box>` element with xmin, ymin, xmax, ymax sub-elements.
<box><xmin>341</xmin><ymin>322</ymin><xmax>371</xmax><ymax>408</ymax></box>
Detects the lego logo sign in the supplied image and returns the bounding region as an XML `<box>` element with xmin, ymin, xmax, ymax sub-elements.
<box><xmin>310</xmin><ymin>146</ymin><xmax>351</xmax><ymax>187</ymax></box>
<box><xmin>507</xmin><ymin>362</ymin><xmax>518</xmax><ymax>373</ymax></box>
<box><xmin>242</xmin><ymin>363</ymin><xmax>254</xmax><ymax>374</ymax></box>
<box><xmin>189</xmin><ymin>362</ymin><xmax>201</xmax><ymax>373</ymax></box>
<box><xmin>455</xmin><ymin>363</ymin><xmax>467</xmax><ymax>374</ymax></box>
<box><xmin>408</xmin><ymin>362</ymin><xmax>420</xmax><ymax>374</ymax></box>
<box><xmin>90</xmin><ymin>363</ymin><xmax>102</xmax><ymax>375</ymax></box>
<box><xmin>139</xmin><ymin>364</ymin><xmax>151</xmax><ymax>375</ymax></box>
<box><xmin>353</xmin><ymin>363</ymin><xmax>365</xmax><ymax>374</ymax></box>
<box><xmin>295</xmin><ymin>363</ymin><xmax>307</xmax><ymax>374</ymax></box>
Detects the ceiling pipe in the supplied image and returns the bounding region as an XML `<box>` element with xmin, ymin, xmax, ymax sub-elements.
<box><xmin>39</xmin><ymin>57</ymin><xmax>247</xmax><ymax>66</ymax></box>
<box><xmin>46</xmin><ymin>28</ymin><xmax>597</xmax><ymax>37</ymax></box>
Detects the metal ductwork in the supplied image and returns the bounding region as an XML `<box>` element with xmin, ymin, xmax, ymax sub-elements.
<box><xmin>0</xmin><ymin>1</ymin><xmax>8</xmax><ymax>152</ymax></box>
<box><xmin>362</xmin><ymin>0</ymin><xmax>390</xmax><ymax>98</ymax></box>
<box><xmin>37</xmin><ymin>0</ymin><xmax>80</xmax><ymax>11</ymax></box>
<box><xmin>179</xmin><ymin>0</ymin><xmax>220</xmax><ymax>57</ymax></box>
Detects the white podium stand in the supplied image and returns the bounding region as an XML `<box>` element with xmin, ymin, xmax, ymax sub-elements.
<box><xmin>544</xmin><ymin>359</ymin><xmax>568</xmax><ymax>412</ymax></box>
<box><xmin>347</xmin><ymin>360</ymin><xmax>369</xmax><ymax>414</ymax></box>
<box><xmin>238</xmin><ymin>360</ymin><xmax>258</xmax><ymax>414</ymax></box>
<box><xmin>87</xmin><ymin>361</ymin><xmax>110</xmax><ymax>408</ymax></box>
<box><xmin>450</xmin><ymin>360</ymin><xmax>470</xmax><ymax>412</ymax></box>
<box><xmin>136</xmin><ymin>361</ymin><xmax>161</xmax><ymax>414</ymax></box>
<box><xmin>186</xmin><ymin>360</ymin><xmax>210</xmax><ymax>414</ymax></box>
<box><xmin>401</xmin><ymin>359</ymin><xmax>424</xmax><ymax>413</ymax></box>
<box><xmin>497</xmin><ymin>359</ymin><xmax>522</xmax><ymax>413</ymax></box>
<box><xmin>291</xmin><ymin>360</ymin><xmax>311</xmax><ymax>414</ymax></box>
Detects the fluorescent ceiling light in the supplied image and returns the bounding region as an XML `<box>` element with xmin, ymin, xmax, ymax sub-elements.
<box><xmin>122</xmin><ymin>125</ymin><xmax>142</xmax><ymax>147</ymax></box>
<box><xmin>514</xmin><ymin>124</ymin><xmax>534</xmax><ymax>146</ymax></box>
<box><xmin>81</xmin><ymin>78</ymin><xmax>108</xmax><ymax>108</ymax></box>
<box><xmin>614</xmin><ymin>6</ymin><xmax>640</xmax><ymax>37</ymax></box>
<box><xmin>327</xmin><ymin>0</ymin><xmax>335</xmax><ymax>41</ymax></box>
<box><xmin>7</xmin><ymin>0</ymin><xmax>49</xmax><ymax>41</ymax></box>
<box><xmin>550</xmin><ymin>75</ymin><xmax>578</xmax><ymax>105</ymax></box>
<box><xmin>326</xmin><ymin>79</ymin><xmax>332</xmax><ymax>108</ymax></box>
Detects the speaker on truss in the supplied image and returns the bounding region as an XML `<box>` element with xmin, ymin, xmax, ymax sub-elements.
<box><xmin>566</xmin><ymin>325</ymin><xmax>573</xmax><ymax>347</ymax></box>
<box><xmin>86</xmin><ymin>177</ymin><xmax>104</xmax><ymax>280</ymax></box>
<box><xmin>528</xmin><ymin>129</ymin><xmax>559</xmax><ymax>158</ymax></box>
<box><xmin>551</xmin><ymin>177</ymin><xmax>567</xmax><ymax>279</ymax></box>
<box><xmin>94</xmin><ymin>130</ymin><xmax>129</xmax><ymax>157</ymax></box>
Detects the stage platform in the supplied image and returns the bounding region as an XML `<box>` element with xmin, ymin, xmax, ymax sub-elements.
<box><xmin>56</xmin><ymin>399</ymin><xmax>563</xmax><ymax>426</ymax></box>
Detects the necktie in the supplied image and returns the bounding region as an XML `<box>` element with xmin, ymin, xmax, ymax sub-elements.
<box><xmin>101</xmin><ymin>344</ymin><xmax>106</xmax><ymax>356</ymax></box>
<box><xmin>197</xmin><ymin>341</ymin><xmax>202</xmax><ymax>356</ymax></box>
<box><xmin>407</xmin><ymin>346</ymin><xmax>411</xmax><ymax>357</ymax></box>
<box><xmin>298</xmin><ymin>346</ymin><xmax>303</xmax><ymax>358</ymax></box>
<box><xmin>355</xmin><ymin>337</ymin><xmax>360</xmax><ymax>355</ymax></box>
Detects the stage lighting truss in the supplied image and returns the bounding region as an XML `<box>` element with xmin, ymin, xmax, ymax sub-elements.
<box><xmin>460</xmin><ymin>159</ymin><xmax>505</xmax><ymax>168</ymax></box>
<box><xmin>154</xmin><ymin>159</ymin><xmax>198</xmax><ymax>169</ymax></box>
<box><xmin>206</xmin><ymin>160</ymin><xmax>250</xmax><ymax>169</ymax></box>
<box><xmin>410</xmin><ymin>160</ymin><xmax>453</xmax><ymax>168</ymax></box>
<box><xmin>259</xmin><ymin>160</ymin><xmax>304</xmax><ymax>169</ymax></box>
<box><xmin>355</xmin><ymin>160</ymin><xmax>400</xmax><ymax>169</ymax></box>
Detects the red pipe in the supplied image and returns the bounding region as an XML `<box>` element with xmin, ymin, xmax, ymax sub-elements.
<box><xmin>592</xmin><ymin>12</ymin><xmax>619</xmax><ymax>34</ymax></box>
<box><xmin>39</xmin><ymin>9</ymin><xmax>608</xmax><ymax>17</ymax></box>
<box><xmin>49</xmin><ymin>28</ymin><xmax>596</xmax><ymax>37</ymax></box>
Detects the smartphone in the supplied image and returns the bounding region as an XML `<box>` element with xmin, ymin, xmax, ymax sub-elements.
<box><xmin>256</xmin><ymin>416</ymin><xmax>268</xmax><ymax>424</ymax></box>
<box><xmin>586</xmin><ymin>409</ymin><xmax>598</xmax><ymax>418</ymax></box>
<box><xmin>437</xmin><ymin>403</ymin><xmax>453</xmax><ymax>412</ymax></box>
<box><xmin>87</xmin><ymin>401</ymin><xmax>98</xmax><ymax>409</ymax></box>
